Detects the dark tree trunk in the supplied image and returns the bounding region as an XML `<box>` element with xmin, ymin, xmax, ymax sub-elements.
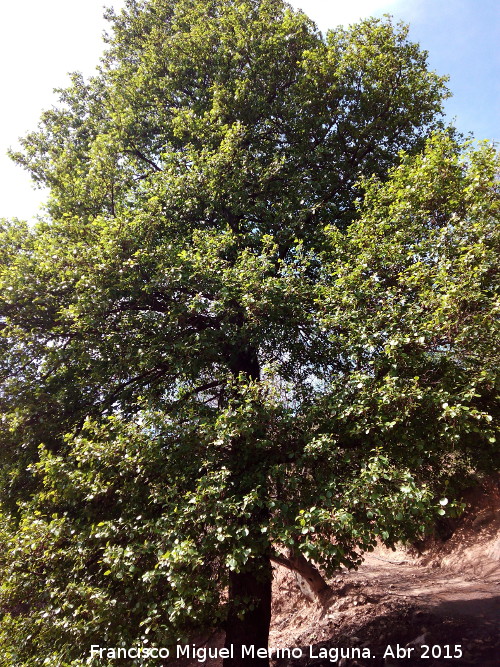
<box><xmin>223</xmin><ymin>556</ymin><xmax>273</xmax><ymax>667</ymax></box>
<box><xmin>223</xmin><ymin>344</ymin><xmax>273</xmax><ymax>665</ymax></box>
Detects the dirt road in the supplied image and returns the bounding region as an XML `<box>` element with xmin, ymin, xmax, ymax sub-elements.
<box><xmin>270</xmin><ymin>550</ymin><xmax>499</xmax><ymax>667</ymax></box>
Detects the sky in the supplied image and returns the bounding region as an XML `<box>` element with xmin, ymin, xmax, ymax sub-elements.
<box><xmin>0</xmin><ymin>0</ymin><xmax>498</xmax><ymax>221</ymax></box>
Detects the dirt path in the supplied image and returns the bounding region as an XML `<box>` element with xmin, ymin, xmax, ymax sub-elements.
<box><xmin>351</xmin><ymin>552</ymin><xmax>500</xmax><ymax>621</ymax></box>
<box><xmin>175</xmin><ymin>553</ymin><xmax>499</xmax><ymax>667</ymax></box>
<box><xmin>269</xmin><ymin>479</ymin><xmax>500</xmax><ymax>666</ymax></box>
<box><xmin>269</xmin><ymin>550</ymin><xmax>499</xmax><ymax>667</ymax></box>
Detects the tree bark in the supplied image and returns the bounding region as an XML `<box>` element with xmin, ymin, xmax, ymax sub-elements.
<box><xmin>223</xmin><ymin>556</ymin><xmax>273</xmax><ymax>667</ymax></box>
<box><xmin>271</xmin><ymin>549</ymin><xmax>331</xmax><ymax>602</ymax></box>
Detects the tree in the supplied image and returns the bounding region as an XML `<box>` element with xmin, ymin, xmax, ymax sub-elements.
<box><xmin>3</xmin><ymin>1</ymin><xmax>497</xmax><ymax>665</ymax></box>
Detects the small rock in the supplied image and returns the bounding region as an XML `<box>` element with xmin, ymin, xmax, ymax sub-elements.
<box><xmin>405</xmin><ymin>632</ymin><xmax>429</xmax><ymax>650</ymax></box>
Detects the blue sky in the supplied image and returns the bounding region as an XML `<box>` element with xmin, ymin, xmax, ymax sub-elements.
<box><xmin>1</xmin><ymin>0</ymin><xmax>498</xmax><ymax>220</ymax></box>
<box><xmin>291</xmin><ymin>0</ymin><xmax>499</xmax><ymax>143</ymax></box>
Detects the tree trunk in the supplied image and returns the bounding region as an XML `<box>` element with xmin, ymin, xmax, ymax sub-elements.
<box><xmin>223</xmin><ymin>344</ymin><xmax>272</xmax><ymax>665</ymax></box>
<box><xmin>223</xmin><ymin>556</ymin><xmax>272</xmax><ymax>667</ymax></box>
<box><xmin>272</xmin><ymin>549</ymin><xmax>331</xmax><ymax>602</ymax></box>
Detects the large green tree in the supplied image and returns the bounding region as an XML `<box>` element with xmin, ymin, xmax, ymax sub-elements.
<box><xmin>1</xmin><ymin>1</ymin><xmax>497</xmax><ymax>665</ymax></box>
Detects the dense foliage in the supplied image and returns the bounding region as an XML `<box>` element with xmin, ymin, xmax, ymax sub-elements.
<box><xmin>0</xmin><ymin>1</ymin><xmax>498</xmax><ymax>665</ymax></box>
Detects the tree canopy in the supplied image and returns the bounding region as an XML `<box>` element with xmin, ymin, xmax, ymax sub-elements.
<box><xmin>0</xmin><ymin>1</ymin><xmax>498</xmax><ymax>665</ymax></box>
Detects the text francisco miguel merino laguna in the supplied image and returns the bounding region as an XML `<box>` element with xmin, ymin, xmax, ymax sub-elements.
<box><xmin>90</xmin><ymin>644</ymin><xmax>376</xmax><ymax>662</ymax></box>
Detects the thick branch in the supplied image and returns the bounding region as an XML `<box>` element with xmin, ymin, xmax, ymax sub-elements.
<box><xmin>271</xmin><ymin>548</ymin><xmax>331</xmax><ymax>602</ymax></box>
<box><xmin>124</xmin><ymin>145</ymin><xmax>162</xmax><ymax>173</ymax></box>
